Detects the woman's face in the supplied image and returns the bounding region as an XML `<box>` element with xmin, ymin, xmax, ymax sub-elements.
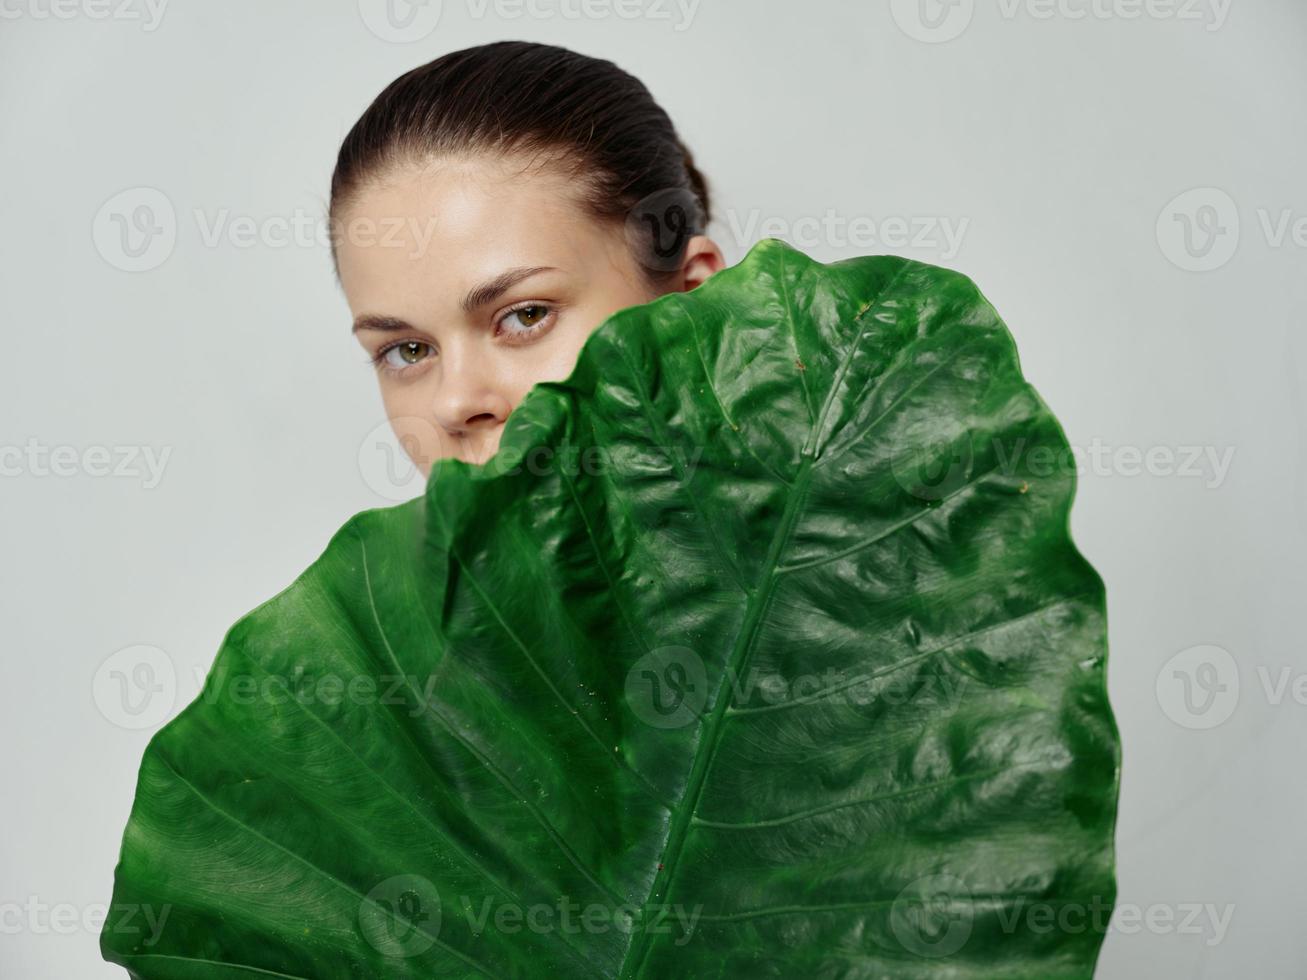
<box><xmin>335</xmin><ymin>153</ymin><xmax>722</xmax><ymax>477</ymax></box>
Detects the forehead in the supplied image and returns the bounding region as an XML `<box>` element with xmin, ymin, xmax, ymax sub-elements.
<box><xmin>334</xmin><ymin>153</ymin><xmax>616</xmax><ymax>312</ymax></box>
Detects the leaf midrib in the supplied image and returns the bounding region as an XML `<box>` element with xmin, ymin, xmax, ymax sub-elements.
<box><xmin>619</xmin><ymin>259</ymin><xmax>913</xmax><ymax>978</ymax></box>
<box><xmin>620</xmin><ymin>459</ymin><xmax>816</xmax><ymax>980</ymax></box>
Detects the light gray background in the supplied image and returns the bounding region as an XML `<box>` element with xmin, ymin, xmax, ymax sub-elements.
<box><xmin>2</xmin><ymin>1</ymin><xmax>1303</xmax><ymax>976</ymax></box>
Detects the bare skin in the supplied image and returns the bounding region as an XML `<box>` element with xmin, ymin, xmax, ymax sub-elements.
<box><xmin>335</xmin><ymin>152</ymin><xmax>726</xmax><ymax>477</ymax></box>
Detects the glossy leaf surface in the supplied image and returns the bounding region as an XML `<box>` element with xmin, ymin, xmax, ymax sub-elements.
<box><xmin>103</xmin><ymin>239</ymin><xmax>1119</xmax><ymax>979</ymax></box>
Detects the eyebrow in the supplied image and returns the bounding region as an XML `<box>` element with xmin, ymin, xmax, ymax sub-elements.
<box><xmin>350</xmin><ymin>265</ymin><xmax>558</xmax><ymax>334</ymax></box>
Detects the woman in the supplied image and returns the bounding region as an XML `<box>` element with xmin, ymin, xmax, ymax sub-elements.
<box><xmin>102</xmin><ymin>39</ymin><xmax>1119</xmax><ymax>978</ymax></box>
<box><xmin>332</xmin><ymin>40</ymin><xmax>727</xmax><ymax>476</ymax></box>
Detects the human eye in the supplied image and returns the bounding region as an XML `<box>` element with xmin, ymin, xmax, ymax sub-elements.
<box><xmin>373</xmin><ymin>340</ymin><xmax>436</xmax><ymax>374</ymax></box>
<box><xmin>494</xmin><ymin>301</ymin><xmax>558</xmax><ymax>345</ymax></box>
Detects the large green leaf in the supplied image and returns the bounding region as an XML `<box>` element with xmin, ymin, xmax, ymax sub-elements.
<box><xmin>102</xmin><ymin>238</ymin><xmax>1119</xmax><ymax>979</ymax></box>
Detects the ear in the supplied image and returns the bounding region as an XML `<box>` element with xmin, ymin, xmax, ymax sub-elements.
<box><xmin>675</xmin><ymin>234</ymin><xmax>727</xmax><ymax>292</ymax></box>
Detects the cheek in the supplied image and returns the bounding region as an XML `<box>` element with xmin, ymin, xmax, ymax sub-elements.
<box><xmin>379</xmin><ymin>386</ymin><xmax>444</xmax><ymax>478</ymax></box>
<box><xmin>515</xmin><ymin>338</ymin><xmax>592</xmax><ymax>390</ymax></box>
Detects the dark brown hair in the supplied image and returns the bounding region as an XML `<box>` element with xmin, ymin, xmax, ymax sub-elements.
<box><xmin>329</xmin><ymin>40</ymin><xmax>711</xmax><ymax>288</ymax></box>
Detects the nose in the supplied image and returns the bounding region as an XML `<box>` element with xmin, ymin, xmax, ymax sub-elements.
<box><xmin>429</xmin><ymin>342</ymin><xmax>513</xmax><ymax>461</ymax></box>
